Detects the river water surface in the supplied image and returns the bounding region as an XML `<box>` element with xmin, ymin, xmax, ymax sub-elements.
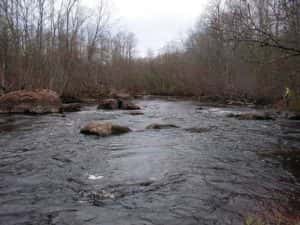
<box><xmin>0</xmin><ymin>99</ymin><xmax>299</xmax><ymax>225</ymax></box>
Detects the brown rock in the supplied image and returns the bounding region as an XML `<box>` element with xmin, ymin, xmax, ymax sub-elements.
<box><xmin>80</xmin><ymin>122</ymin><xmax>131</xmax><ymax>137</ymax></box>
<box><xmin>0</xmin><ymin>89</ymin><xmax>62</xmax><ymax>114</ymax></box>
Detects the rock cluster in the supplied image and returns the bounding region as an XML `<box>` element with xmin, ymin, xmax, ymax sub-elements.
<box><xmin>98</xmin><ymin>98</ymin><xmax>140</xmax><ymax>110</ymax></box>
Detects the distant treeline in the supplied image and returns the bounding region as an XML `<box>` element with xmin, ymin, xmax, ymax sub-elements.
<box><xmin>1</xmin><ymin>0</ymin><xmax>300</xmax><ymax>102</ymax></box>
<box><xmin>0</xmin><ymin>0</ymin><xmax>136</xmax><ymax>97</ymax></box>
<box><xmin>130</xmin><ymin>0</ymin><xmax>300</xmax><ymax>102</ymax></box>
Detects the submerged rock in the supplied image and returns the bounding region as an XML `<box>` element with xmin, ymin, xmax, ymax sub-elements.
<box><xmin>98</xmin><ymin>98</ymin><xmax>140</xmax><ymax>110</ymax></box>
<box><xmin>0</xmin><ymin>89</ymin><xmax>62</xmax><ymax>114</ymax></box>
<box><xmin>80</xmin><ymin>122</ymin><xmax>131</xmax><ymax>137</ymax></box>
<box><xmin>227</xmin><ymin>112</ymin><xmax>274</xmax><ymax>120</ymax></box>
<box><xmin>86</xmin><ymin>180</ymin><xmax>156</xmax><ymax>206</ymax></box>
<box><xmin>185</xmin><ymin>127</ymin><xmax>211</xmax><ymax>133</ymax></box>
<box><xmin>146</xmin><ymin>124</ymin><xmax>179</xmax><ymax>130</ymax></box>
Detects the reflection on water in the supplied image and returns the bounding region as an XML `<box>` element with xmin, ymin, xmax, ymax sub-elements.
<box><xmin>0</xmin><ymin>99</ymin><xmax>299</xmax><ymax>225</ymax></box>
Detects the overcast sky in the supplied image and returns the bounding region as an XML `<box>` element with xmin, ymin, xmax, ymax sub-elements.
<box><xmin>84</xmin><ymin>0</ymin><xmax>209</xmax><ymax>56</ymax></box>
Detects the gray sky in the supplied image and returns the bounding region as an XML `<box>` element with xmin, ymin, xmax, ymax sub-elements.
<box><xmin>85</xmin><ymin>0</ymin><xmax>209</xmax><ymax>56</ymax></box>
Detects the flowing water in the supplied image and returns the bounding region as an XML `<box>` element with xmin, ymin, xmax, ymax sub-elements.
<box><xmin>0</xmin><ymin>99</ymin><xmax>299</xmax><ymax>225</ymax></box>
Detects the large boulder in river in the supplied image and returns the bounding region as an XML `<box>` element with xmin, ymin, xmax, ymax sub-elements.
<box><xmin>98</xmin><ymin>98</ymin><xmax>140</xmax><ymax>110</ymax></box>
<box><xmin>80</xmin><ymin>122</ymin><xmax>131</xmax><ymax>137</ymax></box>
<box><xmin>0</xmin><ymin>89</ymin><xmax>62</xmax><ymax>114</ymax></box>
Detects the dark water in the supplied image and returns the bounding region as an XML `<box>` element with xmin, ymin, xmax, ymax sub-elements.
<box><xmin>0</xmin><ymin>99</ymin><xmax>299</xmax><ymax>225</ymax></box>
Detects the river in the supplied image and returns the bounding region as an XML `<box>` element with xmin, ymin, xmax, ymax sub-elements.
<box><xmin>0</xmin><ymin>99</ymin><xmax>299</xmax><ymax>225</ymax></box>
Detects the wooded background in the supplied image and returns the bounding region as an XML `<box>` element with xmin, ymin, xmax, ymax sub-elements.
<box><xmin>0</xmin><ymin>0</ymin><xmax>299</xmax><ymax>102</ymax></box>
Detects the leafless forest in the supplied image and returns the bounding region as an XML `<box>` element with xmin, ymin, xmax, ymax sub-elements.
<box><xmin>0</xmin><ymin>0</ymin><xmax>299</xmax><ymax>102</ymax></box>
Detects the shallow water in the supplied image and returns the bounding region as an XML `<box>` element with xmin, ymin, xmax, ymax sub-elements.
<box><xmin>0</xmin><ymin>99</ymin><xmax>299</xmax><ymax>225</ymax></box>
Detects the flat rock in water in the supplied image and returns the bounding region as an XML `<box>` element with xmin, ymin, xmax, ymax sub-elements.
<box><xmin>146</xmin><ymin>124</ymin><xmax>179</xmax><ymax>130</ymax></box>
<box><xmin>227</xmin><ymin>112</ymin><xmax>274</xmax><ymax>120</ymax></box>
<box><xmin>80</xmin><ymin>122</ymin><xmax>131</xmax><ymax>137</ymax></box>
<box><xmin>185</xmin><ymin>127</ymin><xmax>211</xmax><ymax>133</ymax></box>
<box><xmin>127</xmin><ymin>111</ymin><xmax>144</xmax><ymax>116</ymax></box>
<box><xmin>0</xmin><ymin>89</ymin><xmax>62</xmax><ymax>114</ymax></box>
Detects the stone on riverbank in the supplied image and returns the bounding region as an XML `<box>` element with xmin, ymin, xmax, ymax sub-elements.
<box><xmin>80</xmin><ymin>122</ymin><xmax>131</xmax><ymax>137</ymax></box>
<box><xmin>0</xmin><ymin>89</ymin><xmax>62</xmax><ymax>114</ymax></box>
